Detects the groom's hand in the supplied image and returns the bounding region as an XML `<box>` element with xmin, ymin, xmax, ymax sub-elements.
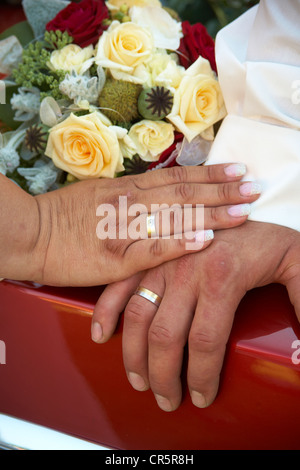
<box><xmin>92</xmin><ymin>222</ymin><xmax>300</xmax><ymax>411</ymax></box>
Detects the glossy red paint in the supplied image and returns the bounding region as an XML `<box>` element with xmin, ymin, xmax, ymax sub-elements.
<box><xmin>1</xmin><ymin>4</ymin><xmax>300</xmax><ymax>450</ymax></box>
<box><xmin>0</xmin><ymin>280</ymin><xmax>300</xmax><ymax>450</ymax></box>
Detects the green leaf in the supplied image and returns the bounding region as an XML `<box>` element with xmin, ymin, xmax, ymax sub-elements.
<box><xmin>0</xmin><ymin>22</ymin><xmax>35</xmax><ymax>130</ymax></box>
<box><xmin>0</xmin><ymin>85</ymin><xmax>20</xmax><ymax>131</ymax></box>
<box><xmin>0</xmin><ymin>21</ymin><xmax>34</xmax><ymax>48</ymax></box>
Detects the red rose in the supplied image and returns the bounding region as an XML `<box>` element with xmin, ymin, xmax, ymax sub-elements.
<box><xmin>148</xmin><ymin>133</ymin><xmax>184</xmax><ymax>170</ymax></box>
<box><xmin>178</xmin><ymin>21</ymin><xmax>217</xmax><ymax>73</ymax></box>
<box><xmin>46</xmin><ymin>0</ymin><xmax>109</xmax><ymax>48</ymax></box>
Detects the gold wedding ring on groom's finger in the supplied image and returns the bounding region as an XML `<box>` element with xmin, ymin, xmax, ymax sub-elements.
<box><xmin>135</xmin><ymin>287</ymin><xmax>162</xmax><ymax>308</ymax></box>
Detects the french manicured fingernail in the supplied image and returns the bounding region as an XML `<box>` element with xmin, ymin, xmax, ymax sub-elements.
<box><xmin>195</xmin><ymin>229</ymin><xmax>214</xmax><ymax>243</ymax></box>
<box><xmin>224</xmin><ymin>163</ymin><xmax>247</xmax><ymax>178</ymax></box>
<box><xmin>191</xmin><ymin>391</ymin><xmax>207</xmax><ymax>409</ymax></box>
<box><xmin>228</xmin><ymin>203</ymin><xmax>251</xmax><ymax>218</ymax></box>
<box><xmin>240</xmin><ymin>182</ymin><xmax>262</xmax><ymax>197</ymax></box>
<box><xmin>91</xmin><ymin>322</ymin><xmax>103</xmax><ymax>343</ymax></box>
<box><xmin>155</xmin><ymin>394</ymin><xmax>173</xmax><ymax>412</ymax></box>
<box><xmin>128</xmin><ymin>372</ymin><xmax>147</xmax><ymax>391</ymax></box>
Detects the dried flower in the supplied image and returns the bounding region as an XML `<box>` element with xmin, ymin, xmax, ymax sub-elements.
<box><xmin>99</xmin><ymin>78</ymin><xmax>142</xmax><ymax>124</ymax></box>
<box><xmin>138</xmin><ymin>86</ymin><xmax>174</xmax><ymax>120</ymax></box>
<box><xmin>25</xmin><ymin>124</ymin><xmax>49</xmax><ymax>154</ymax></box>
<box><xmin>123</xmin><ymin>154</ymin><xmax>150</xmax><ymax>175</ymax></box>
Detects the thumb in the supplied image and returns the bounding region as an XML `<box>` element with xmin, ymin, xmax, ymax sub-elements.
<box><xmin>92</xmin><ymin>273</ymin><xmax>143</xmax><ymax>344</ymax></box>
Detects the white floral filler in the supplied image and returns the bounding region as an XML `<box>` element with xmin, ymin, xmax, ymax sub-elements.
<box><xmin>0</xmin><ymin>129</ymin><xmax>26</xmax><ymax>175</ymax></box>
<box><xmin>59</xmin><ymin>66</ymin><xmax>106</xmax><ymax>106</ymax></box>
<box><xmin>11</xmin><ymin>87</ymin><xmax>41</xmax><ymax>122</ymax></box>
<box><xmin>17</xmin><ymin>161</ymin><xmax>58</xmax><ymax>195</ymax></box>
<box><xmin>0</xmin><ymin>0</ymin><xmax>226</xmax><ymax>195</ymax></box>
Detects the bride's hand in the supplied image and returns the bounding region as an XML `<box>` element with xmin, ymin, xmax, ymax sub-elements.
<box><xmin>0</xmin><ymin>164</ymin><xmax>261</xmax><ymax>286</ymax></box>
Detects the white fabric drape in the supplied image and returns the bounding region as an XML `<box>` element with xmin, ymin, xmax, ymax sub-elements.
<box><xmin>206</xmin><ymin>0</ymin><xmax>300</xmax><ymax>231</ymax></box>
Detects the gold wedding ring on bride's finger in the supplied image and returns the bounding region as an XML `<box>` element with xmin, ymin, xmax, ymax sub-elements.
<box><xmin>135</xmin><ymin>287</ymin><xmax>162</xmax><ymax>308</ymax></box>
<box><xmin>146</xmin><ymin>214</ymin><xmax>157</xmax><ymax>238</ymax></box>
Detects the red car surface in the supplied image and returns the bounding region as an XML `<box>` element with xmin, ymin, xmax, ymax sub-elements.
<box><xmin>0</xmin><ymin>4</ymin><xmax>300</xmax><ymax>451</ymax></box>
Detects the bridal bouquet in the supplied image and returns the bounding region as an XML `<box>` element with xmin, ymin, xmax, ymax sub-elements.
<box><xmin>0</xmin><ymin>0</ymin><xmax>226</xmax><ymax>195</ymax></box>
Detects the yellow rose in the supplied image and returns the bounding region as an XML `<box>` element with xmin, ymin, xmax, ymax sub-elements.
<box><xmin>95</xmin><ymin>21</ymin><xmax>154</xmax><ymax>83</ymax></box>
<box><xmin>45</xmin><ymin>113</ymin><xmax>124</xmax><ymax>179</ymax></box>
<box><xmin>129</xmin><ymin>120</ymin><xmax>175</xmax><ymax>162</ymax></box>
<box><xmin>143</xmin><ymin>50</ymin><xmax>184</xmax><ymax>90</ymax></box>
<box><xmin>167</xmin><ymin>57</ymin><xmax>227</xmax><ymax>142</ymax></box>
<box><xmin>107</xmin><ymin>0</ymin><xmax>161</xmax><ymax>10</ymax></box>
<box><xmin>48</xmin><ymin>44</ymin><xmax>94</xmax><ymax>75</ymax></box>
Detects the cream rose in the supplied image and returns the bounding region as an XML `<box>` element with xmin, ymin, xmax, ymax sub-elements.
<box><xmin>95</xmin><ymin>21</ymin><xmax>154</xmax><ymax>84</ymax></box>
<box><xmin>167</xmin><ymin>57</ymin><xmax>227</xmax><ymax>142</ymax></box>
<box><xmin>45</xmin><ymin>112</ymin><xmax>124</xmax><ymax>179</ymax></box>
<box><xmin>129</xmin><ymin>120</ymin><xmax>175</xmax><ymax>162</ymax></box>
<box><xmin>143</xmin><ymin>50</ymin><xmax>184</xmax><ymax>90</ymax></box>
<box><xmin>48</xmin><ymin>44</ymin><xmax>94</xmax><ymax>75</ymax></box>
<box><xmin>130</xmin><ymin>6</ymin><xmax>183</xmax><ymax>50</ymax></box>
<box><xmin>107</xmin><ymin>0</ymin><xmax>161</xmax><ymax>10</ymax></box>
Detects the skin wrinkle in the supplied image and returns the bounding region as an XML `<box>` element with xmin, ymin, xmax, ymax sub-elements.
<box><xmin>35</xmin><ymin>195</ymin><xmax>53</xmax><ymax>285</ymax></box>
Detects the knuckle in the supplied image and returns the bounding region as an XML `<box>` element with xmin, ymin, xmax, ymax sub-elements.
<box><xmin>175</xmin><ymin>183</ymin><xmax>194</xmax><ymax>202</ymax></box>
<box><xmin>217</xmin><ymin>183</ymin><xmax>231</xmax><ymax>202</ymax></box>
<box><xmin>171</xmin><ymin>255</ymin><xmax>197</xmax><ymax>290</ymax></box>
<box><xmin>125</xmin><ymin>297</ymin><xmax>147</xmax><ymax>324</ymax></box>
<box><xmin>149</xmin><ymin>239</ymin><xmax>164</xmax><ymax>259</ymax></box>
<box><xmin>169</xmin><ymin>206</ymin><xmax>183</xmax><ymax>230</ymax></box>
<box><xmin>204</xmin><ymin>245</ymin><xmax>234</xmax><ymax>283</ymax></box>
<box><xmin>209</xmin><ymin>206</ymin><xmax>220</xmax><ymax>225</ymax></box>
<box><xmin>166</xmin><ymin>166</ymin><xmax>188</xmax><ymax>184</ymax></box>
<box><xmin>205</xmin><ymin>164</ymin><xmax>216</xmax><ymax>183</ymax></box>
<box><xmin>149</xmin><ymin>323</ymin><xmax>177</xmax><ymax>349</ymax></box>
<box><xmin>104</xmin><ymin>239</ymin><xmax>125</xmax><ymax>258</ymax></box>
<box><xmin>189</xmin><ymin>329</ymin><xmax>223</xmax><ymax>355</ymax></box>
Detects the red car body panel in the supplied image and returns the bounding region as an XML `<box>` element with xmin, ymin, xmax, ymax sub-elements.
<box><xmin>0</xmin><ymin>5</ymin><xmax>300</xmax><ymax>451</ymax></box>
<box><xmin>1</xmin><ymin>280</ymin><xmax>300</xmax><ymax>450</ymax></box>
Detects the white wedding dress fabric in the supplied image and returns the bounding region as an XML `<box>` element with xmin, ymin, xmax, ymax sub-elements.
<box><xmin>206</xmin><ymin>0</ymin><xmax>300</xmax><ymax>232</ymax></box>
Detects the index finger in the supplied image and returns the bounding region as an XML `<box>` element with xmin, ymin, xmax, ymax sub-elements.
<box><xmin>132</xmin><ymin>163</ymin><xmax>247</xmax><ymax>190</ymax></box>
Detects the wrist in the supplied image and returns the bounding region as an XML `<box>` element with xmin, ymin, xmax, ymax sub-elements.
<box><xmin>0</xmin><ymin>176</ymin><xmax>43</xmax><ymax>282</ymax></box>
<box><xmin>32</xmin><ymin>180</ymin><xmax>100</xmax><ymax>286</ymax></box>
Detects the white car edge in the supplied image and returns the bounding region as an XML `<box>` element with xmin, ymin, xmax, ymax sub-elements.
<box><xmin>0</xmin><ymin>413</ymin><xmax>111</xmax><ymax>450</ymax></box>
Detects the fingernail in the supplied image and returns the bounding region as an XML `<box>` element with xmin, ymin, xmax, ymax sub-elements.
<box><xmin>128</xmin><ymin>372</ymin><xmax>147</xmax><ymax>391</ymax></box>
<box><xmin>224</xmin><ymin>163</ymin><xmax>247</xmax><ymax>178</ymax></box>
<box><xmin>191</xmin><ymin>391</ymin><xmax>207</xmax><ymax>409</ymax></box>
<box><xmin>240</xmin><ymin>182</ymin><xmax>262</xmax><ymax>197</ymax></box>
<box><xmin>155</xmin><ymin>394</ymin><xmax>173</xmax><ymax>412</ymax></box>
<box><xmin>227</xmin><ymin>203</ymin><xmax>251</xmax><ymax>218</ymax></box>
<box><xmin>91</xmin><ymin>322</ymin><xmax>103</xmax><ymax>343</ymax></box>
<box><xmin>195</xmin><ymin>229</ymin><xmax>214</xmax><ymax>243</ymax></box>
